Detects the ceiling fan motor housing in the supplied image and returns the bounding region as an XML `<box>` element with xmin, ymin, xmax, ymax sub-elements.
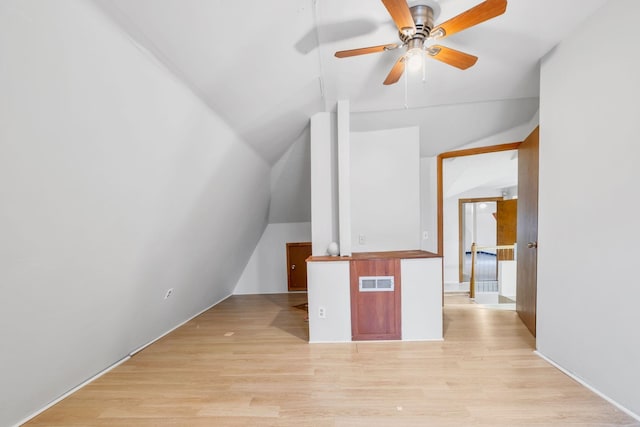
<box><xmin>399</xmin><ymin>5</ymin><xmax>434</xmax><ymax>44</ymax></box>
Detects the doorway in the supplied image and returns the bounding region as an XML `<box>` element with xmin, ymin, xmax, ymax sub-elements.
<box><xmin>458</xmin><ymin>197</ymin><xmax>502</xmax><ymax>284</ymax></box>
<box><xmin>436</xmin><ymin>129</ymin><xmax>539</xmax><ymax>338</ymax></box>
<box><xmin>438</xmin><ymin>145</ymin><xmax>519</xmax><ymax>293</ymax></box>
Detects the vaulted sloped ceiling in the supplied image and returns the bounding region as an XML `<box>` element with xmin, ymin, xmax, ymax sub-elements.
<box><xmin>93</xmin><ymin>0</ymin><xmax>608</xmax><ymax>165</ymax></box>
<box><xmin>93</xmin><ymin>0</ymin><xmax>325</xmax><ymax>165</ymax></box>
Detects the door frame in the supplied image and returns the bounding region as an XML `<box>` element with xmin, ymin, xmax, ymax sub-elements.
<box><xmin>437</xmin><ymin>142</ymin><xmax>521</xmax><ymax>256</ymax></box>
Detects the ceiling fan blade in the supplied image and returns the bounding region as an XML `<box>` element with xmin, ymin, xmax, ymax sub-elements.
<box><xmin>381</xmin><ymin>0</ymin><xmax>416</xmax><ymax>36</ymax></box>
<box><xmin>426</xmin><ymin>45</ymin><xmax>478</xmax><ymax>70</ymax></box>
<box><xmin>335</xmin><ymin>43</ymin><xmax>399</xmax><ymax>58</ymax></box>
<box><xmin>431</xmin><ymin>0</ymin><xmax>507</xmax><ymax>40</ymax></box>
<box><xmin>383</xmin><ymin>56</ymin><xmax>406</xmax><ymax>85</ymax></box>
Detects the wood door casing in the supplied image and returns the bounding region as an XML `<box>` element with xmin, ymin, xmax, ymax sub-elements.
<box><xmin>517</xmin><ymin>127</ymin><xmax>539</xmax><ymax>336</ymax></box>
<box><xmin>287</xmin><ymin>242</ymin><xmax>312</xmax><ymax>291</ymax></box>
<box><xmin>350</xmin><ymin>259</ymin><xmax>401</xmax><ymax>341</ymax></box>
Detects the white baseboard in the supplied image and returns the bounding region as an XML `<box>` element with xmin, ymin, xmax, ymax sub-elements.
<box><xmin>15</xmin><ymin>293</ymin><xmax>233</xmax><ymax>427</ymax></box>
<box><xmin>130</xmin><ymin>293</ymin><xmax>231</xmax><ymax>356</ymax></box>
<box><xmin>12</xmin><ymin>356</ymin><xmax>130</xmax><ymax>427</ymax></box>
<box><xmin>534</xmin><ymin>351</ymin><xmax>640</xmax><ymax>422</ymax></box>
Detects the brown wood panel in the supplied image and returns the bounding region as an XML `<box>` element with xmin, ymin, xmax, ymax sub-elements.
<box><xmin>496</xmin><ymin>199</ymin><xmax>517</xmax><ymax>261</ymax></box>
<box><xmin>286</xmin><ymin>242</ymin><xmax>311</xmax><ymax>291</ymax></box>
<box><xmin>350</xmin><ymin>259</ymin><xmax>401</xmax><ymax>341</ymax></box>
<box><xmin>517</xmin><ymin>127</ymin><xmax>539</xmax><ymax>337</ymax></box>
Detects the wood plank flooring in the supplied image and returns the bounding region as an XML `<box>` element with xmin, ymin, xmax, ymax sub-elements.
<box><xmin>26</xmin><ymin>293</ymin><xmax>638</xmax><ymax>426</ymax></box>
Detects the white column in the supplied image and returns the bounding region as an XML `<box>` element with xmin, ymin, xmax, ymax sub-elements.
<box><xmin>310</xmin><ymin>112</ymin><xmax>337</xmax><ymax>256</ymax></box>
<box><xmin>337</xmin><ymin>100</ymin><xmax>351</xmax><ymax>256</ymax></box>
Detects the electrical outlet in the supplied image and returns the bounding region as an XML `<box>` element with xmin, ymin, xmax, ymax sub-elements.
<box><xmin>164</xmin><ymin>288</ymin><xmax>174</xmax><ymax>299</ymax></box>
<box><xmin>318</xmin><ymin>306</ymin><xmax>326</xmax><ymax>318</ymax></box>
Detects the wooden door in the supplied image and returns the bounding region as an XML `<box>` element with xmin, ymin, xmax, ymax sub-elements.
<box><xmin>496</xmin><ymin>199</ymin><xmax>517</xmax><ymax>261</ymax></box>
<box><xmin>286</xmin><ymin>242</ymin><xmax>312</xmax><ymax>291</ymax></box>
<box><xmin>517</xmin><ymin>127</ymin><xmax>539</xmax><ymax>336</ymax></box>
<box><xmin>350</xmin><ymin>259</ymin><xmax>401</xmax><ymax>341</ymax></box>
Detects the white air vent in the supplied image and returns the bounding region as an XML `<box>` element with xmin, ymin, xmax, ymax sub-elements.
<box><xmin>359</xmin><ymin>276</ymin><xmax>395</xmax><ymax>292</ymax></box>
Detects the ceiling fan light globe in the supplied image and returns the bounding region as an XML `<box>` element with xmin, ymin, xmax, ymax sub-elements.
<box><xmin>406</xmin><ymin>48</ymin><xmax>424</xmax><ymax>72</ymax></box>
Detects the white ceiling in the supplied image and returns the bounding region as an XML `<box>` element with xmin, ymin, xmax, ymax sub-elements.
<box><xmin>93</xmin><ymin>0</ymin><xmax>607</xmax><ymax>164</ymax></box>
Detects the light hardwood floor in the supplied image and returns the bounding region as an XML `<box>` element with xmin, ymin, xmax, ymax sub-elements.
<box><xmin>26</xmin><ymin>293</ymin><xmax>638</xmax><ymax>426</ymax></box>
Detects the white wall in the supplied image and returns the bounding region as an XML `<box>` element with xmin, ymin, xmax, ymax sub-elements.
<box><xmin>420</xmin><ymin>157</ymin><xmax>438</xmax><ymax>253</ymax></box>
<box><xmin>337</xmin><ymin>100</ymin><xmax>352</xmax><ymax>256</ymax></box>
<box><xmin>350</xmin><ymin>127</ymin><xmax>421</xmax><ymax>252</ymax></box>
<box><xmin>470</xmin><ymin>202</ymin><xmax>498</xmax><ymax>252</ymax></box>
<box><xmin>310</xmin><ymin>112</ymin><xmax>339</xmax><ymax>256</ymax></box>
<box><xmin>0</xmin><ymin>2</ymin><xmax>270</xmax><ymax>426</ymax></box>
<box><xmin>233</xmin><ymin>222</ymin><xmax>311</xmax><ymax>294</ymax></box>
<box><xmin>461</xmin><ymin>114</ymin><xmax>539</xmax><ymax>151</ymax></box>
<box><xmin>268</xmin><ymin>128</ymin><xmax>311</xmax><ymax>224</ymax></box>
<box><xmin>538</xmin><ymin>0</ymin><xmax>640</xmax><ymax>418</ymax></box>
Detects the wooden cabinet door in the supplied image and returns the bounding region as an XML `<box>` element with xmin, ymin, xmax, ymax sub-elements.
<box><xmin>287</xmin><ymin>242</ymin><xmax>312</xmax><ymax>291</ymax></box>
<box><xmin>350</xmin><ymin>259</ymin><xmax>401</xmax><ymax>341</ymax></box>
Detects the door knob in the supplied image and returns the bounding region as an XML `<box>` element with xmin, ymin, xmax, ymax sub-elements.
<box><xmin>527</xmin><ymin>241</ymin><xmax>538</xmax><ymax>249</ymax></box>
<box><xmin>291</xmin><ymin>264</ymin><xmax>296</xmax><ymax>270</ymax></box>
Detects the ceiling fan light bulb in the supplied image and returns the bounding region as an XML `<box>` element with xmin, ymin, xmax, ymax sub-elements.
<box><xmin>406</xmin><ymin>48</ymin><xmax>423</xmax><ymax>72</ymax></box>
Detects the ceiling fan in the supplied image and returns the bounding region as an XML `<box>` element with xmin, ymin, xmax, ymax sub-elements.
<box><xmin>334</xmin><ymin>0</ymin><xmax>507</xmax><ymax>85</ymax></box>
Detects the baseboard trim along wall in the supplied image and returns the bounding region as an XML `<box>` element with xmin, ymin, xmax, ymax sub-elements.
<box><xmin>534</xmin><ymin>351</ymin><xmax>640</xmax><ymax>422</ymax></box>
<box><xmin>129</xmin><ymin>294</ymin><xmax>232</xmax><ymax>356</ymax></box>
<box><xmin>12</xmin><ymin>356</ymin><xmax>131</xmax><ymax>427</ymax></box>
<box><xmin>14</xmin><ymin>293</ymin><xmax>233</xmax><ymax>427</ymax></box>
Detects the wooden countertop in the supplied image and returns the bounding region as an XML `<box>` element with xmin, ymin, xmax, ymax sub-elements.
<box><xmin>307</xmin><ymin>250</ymin><xmax>441</xmax><ymax>262</ymax></box>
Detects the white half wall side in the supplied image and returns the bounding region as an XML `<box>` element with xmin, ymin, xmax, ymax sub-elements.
<box><xmin>538</xmin><ymin>0</ymin><xmax>640</xmax><ymax>418</ymax></box>
<box><xmin>307</xmin><ymin>261</ymin><xmax>351</xmax><ymax>343</ymax></box>
<box><xmin>401</xmin><ymin>258</ymin><xmax>443</xmax><ymax>341</ymax></box>
<box><xmin>233</xmin><ymin>222</ymin><xmax>311</xmax><ymax>295</ymax></box>
<box><xmin>0</xmin><ymin>2</ymin><xmax>270</xmax><ymax>426</ymax></box>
